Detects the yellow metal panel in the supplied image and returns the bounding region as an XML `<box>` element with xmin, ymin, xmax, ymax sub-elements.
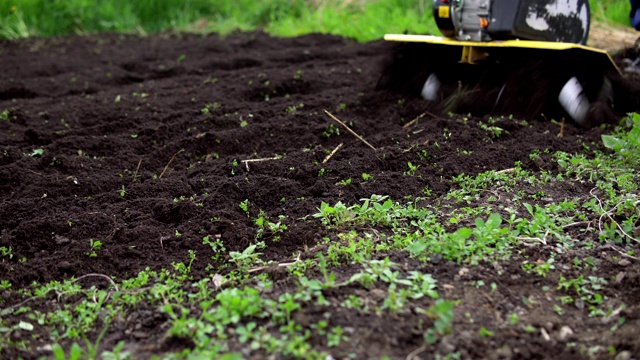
<box><xmin>438</xmin><ymin>6</ymin><xmax>450</xmax><ymax>18</ymax></box>
<box><xmin>383</xmin><ymin>34</ymin><xmax>621</xmax><ymax>74</ymax></box>
<box><xmin>460</xmin><ymin>46</ymin><xmax>488</xmax><ymax>64</ymax></box>
<box><xmin>383</xmin><ymin>34</ymin><xmax>608</xmax><ymax>53</ymax></box>
<box><xmin>461</xmin><ymin>46</ymin><xmax>471</xmax><ymax>63</ymax></box>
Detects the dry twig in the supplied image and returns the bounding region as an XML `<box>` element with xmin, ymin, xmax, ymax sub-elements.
<box><xmin>1</xmin><ymin>273</ymin><xmax>120</xmax><ymax>314</ymax></box>
<box><xmin>248</xmin><ymin>253</ymin><xmax>301</xmax><ymax>273</ymax></box>
<box><xmin>403</xmin><ymin>111</ymin><xmax>437</xmax><ymax>128</ymax></box>
<box><xmin>159</xmin><ymin>235</ymin><xmax>170</xmax><ymax>251</ymax></box>
<box><xmin>241</xmin><ymin>156</ymin><xmax>281</xmax><ymax>171</ymax></box>
<box><xmin>131</xmin><ymin>159</ymin><xmax>142</xmax><ymax>184</ymax></box>
<box><xmin>517</xmin><ymin>233</ymin><xmax>548</xmax><ymax>246</ymax></box>
<box><xmin>406</xmin><ymin>344</ymin><xmax>427</xmax><ymax>360</ymax></box>
<box><xmin>26</xmin><ymin>169</ymin><xmax>43</xmax><ymax>176</ymax></box>
<box><xmin>562</xmin><ymin>221</ymin><xmax>592</xmax><ymax>229</ymax></box>
<box><xmin>324</xmin><ymin>110</ymin><xmax>377</xmax><ymax>151</ymax></box>
<box><xmin>608</xmin><ymin>244</ymin><xmax>640</xmax><ymax>260</ymax></box>
<box><xmin>496</xmin><ymin>168</ymin><xmax>516</xmax><ymax>174</ymax></box>
<box><xmin>159</xmin><ymin>149</ymin><xmax>185</xmax><ymax>179</ymax></box>
<box><xmin>74</xmin><ymin>273</ymin><xmax>120</xmax><ymax>292</ymax></box>
<box><xmin>557</xmin><ymin>118</ymin><xmax>565</xmax><ymax>138</ymax></box>
<box><xmin>591</xmin><ymin>188</ymin><xmax>639</xmax><ymax>243</ymax></box>
<box><xmin>106</xmin><ymin>215</ymin><xmax>118</xmax><ymax>240</ymax></box>
<box><xmin>322</xmin><ymin>143</ymin><xmax>344</xmax><ymax>164</ymax></box>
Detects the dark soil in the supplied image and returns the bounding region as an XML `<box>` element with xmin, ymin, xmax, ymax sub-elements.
<box><xmin>1</xmin><ymin>31</ymin><xmax>639</xmax><ymax>359</ymax></box>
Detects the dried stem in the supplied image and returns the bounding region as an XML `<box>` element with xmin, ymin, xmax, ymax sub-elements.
<box><xmin>324</xmin><ymin>110</ymin><xmax>377</xmax><ymax>151</ymax></box>
<box><xmin>248</xmin><ymin>253</ymin><xmax>301</xmax><ymax>273</ymax></box>
<box><xmin>241</xmin><ymin>156</ymin><xmax>281</xmax><ymax>171</ymax></box>
<box><xmin>403</xmin><ymin>111</ymin><xmax>436</xmax><ymax>128</ymax></box>
<box><xmin>591</xmin><ymin>188</ymin><xmax>639</xmax><ymax>243</ymax></box>
<box><xmin>74</xmin><ymin>273</ymin><xmax>120</xmax><ymax>292</ymax></box>
<box><xmin>557</xmin><ymin>118</ymin><xmax>565</xmax><ymax>138</ymax></box>
<box><xmin>131</xmin><ymin>158</ymin><xmax>142</xmax><ymax>183</ymax></box>
<box><xmin>406</xmin><ymin>344</ymin><xmax>427</xmax><ymax>360</ymax></box>
<box><xmin>159</xmin><ymin>149</ymin><xmax>185</xmax><ymax>179</ymax></box>
<box><xmin>322</xmin><ymin>143</ymin><xmax>344</xmax><ymax>164</ymax></box>
<box><xmin>609</xmin><ymin>244</ymin><xmax>640</xmax><ymax>260</ymax></box>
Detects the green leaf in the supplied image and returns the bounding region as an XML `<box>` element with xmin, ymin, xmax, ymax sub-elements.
<box><xmin>17</xmin><ymin>321</ymin><xmax>33</xmax><ymax>331</ymax></box>
<box><xmin>407</xmin><ymin>239</ymin><xmax>429</xmax><ymax>256</ymax></box>
<box><xmin>454</xmin><ymin>227</ymin><xmax>472</xmax><ymax>239</ymax></box>
<box><xmin>360</xmin><ymin>198</ymin><xmax>370</xmax><ymax>212</ymax></box>
<box><xmin>112</xmin><ymin>340</ymin><xmax>125</xmax><ymax>353</ymax></box>
<box><xmin>601</xmin><ymin>135</ymin><xmax>623</xmax><ymax>150</ymax></box>
<box><xmin>524</xmin><ymin>203</ymin><xmax>534</xmax><ymax>216</ymax></box>
<box><xmin>70</xmin><ymin>342</ymin><xmax>84</xmax><ymax>360</ymax></box>
<box><xmin>485</xmin><ymin>213</ymin><xmax>502</xmax><ymax>228</ymax></box>
<box><xmin>30</xmin><ymin>148</ymin><xmax>44</xmax><ymax>157</ymax></box>
<box><xmin>242</xmin><ymin>244</ymin><xmax>256</xmax><ymax>256</ymax></box>
<box><xmin>219</xmin><ymin>353</ymin><xmax>244</xmax><ymax>360</ymax></box>
<box><xmin>52</xmin><ymin>344</ymin><xmax>66</xmax><ymax>360</ymax></box>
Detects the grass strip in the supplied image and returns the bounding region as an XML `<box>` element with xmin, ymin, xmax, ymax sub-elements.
<box><xmin>0</xmin><ymin>0</ymin><xmax>633</xmax><ymax>40</ymax></box>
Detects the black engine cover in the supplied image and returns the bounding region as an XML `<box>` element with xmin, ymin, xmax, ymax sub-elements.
<box><xmin>489</xmin><ymin>0</ymin><xmax>590</xmax><ymax>44</ymax></box>
<box><xmin>432</xmin><ymin>0</ymin><xmax>590</xmax><ymax>45</ymax></box>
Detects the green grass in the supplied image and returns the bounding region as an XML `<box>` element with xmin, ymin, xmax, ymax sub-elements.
<box><xmin>263</xmin><ymin>0</ymin><xmax>437</xmax><ymax>41</ymax></box>
<box><xmin>0</xmin><ymin>0</ymin><xmax>437</xmax><ymax>41</ymax></box>
<box><xmin>590</xmin><ymin>0</ymin><xmax>632</xmax><ymax>26</ymax></box>
<box><xmin>2</xmin><ymin>0</ymin><xmax>631</xmax><ymax>41</ymax></box>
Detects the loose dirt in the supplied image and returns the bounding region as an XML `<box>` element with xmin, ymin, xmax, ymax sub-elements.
<box><xmin>1</xmin><ymin>31</ymin><xmax>639</xmax><ymax>359</ymax></box>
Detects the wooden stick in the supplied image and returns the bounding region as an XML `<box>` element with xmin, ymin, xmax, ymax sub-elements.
<box><xmin>131</xmin><ymin>159</ymin><xmax>142</xmax><ymax>184</ymax></box>
<box><xmin>248</xmin><ymin>253</ymin><xmax>301</xmax><ymax>273</ymax></box>
<box><xmin>159</xmin><ymin>149</ymin><xmax>184</xmax><ymax>179</ymax></box>
<box><xmin>26</xmin><ymin>169</ymin><xmax>43</xmax><ymax>176</ymax></box>
<box><xmin>240</xmin><ymin>157</ymin><xmax>281</xmax><ymax>163</ymax></box>
<box><xmin>406</xmin><ymin>344</ymin><xmax>427</xmax><ymax>360</ymax></box>
<box><xmin>496</xmin><ymin>168</ymin><xmax>516</xmax><ymax>174</ymax></box>
<box><xmin>557</xmin><ymin>118</ymin><xmax>565</xmax><ymax>138</ymax></box>
<box><xmin>324</xmin><ymin>110</ymin><xmax>377</xmax><ymax>151</ymax></box>
<box><xmin>74</xmin><ymin>273</ymin><xmax>119</xmax><ymax>292</ymax></box>
<box><xmin>402</xmin><ymin>111</ymin><xmax>437</xmax><ymax>128</ymax></box>
<box><xmin>322</xmin><ymin>143</ymin><xmax>343</xmax><ymax>164</ymax></box>
<box><xmin>241</xmin><ymin>156</ymin><xmax>281</xmax><ymax>171</ymax></box>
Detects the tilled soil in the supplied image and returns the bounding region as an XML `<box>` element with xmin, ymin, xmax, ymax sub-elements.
<box><xmin>1</xmin><ymin>31</ymin><xmax>639</xmax><ymax>359</ymax></box>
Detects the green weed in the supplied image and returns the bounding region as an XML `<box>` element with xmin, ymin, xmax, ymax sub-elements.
<box><xmin>421</xmin><ymin>299</ymin><xmax>455</xmax><ymax>344</ymax></box>
<box><xmin>201</xmin><ymin>102</ymin><xmax>221</xmax><ymax>115</ymax></box>
<box><xmin>0</xmin><ymin>246</ymin><xmax>13</xmax><ymax>259</ymax></box>
<box><xmin>322</xmin><ymin>123</ymin><xmax>340</xmax><ymax>138</ymax></box>
<box><xmin>404</xmin><ymin>161</ymin><xmax>420</xmax><ymax>176</ymax></box>
<box><xmin>590</xmin><ymin>0</ymin><xmax>631</xmax><ymax>25</ymax></box>
<box><xmin>0</xmin><ymin>109</ymin><xmax>16</xmax><ymax>121</ymax></box>
<box><xmin>229</xmin><ymin>244</ymin><xmax>263</xmax><ymax>271</ymax></box>
<box><xmin>86</xmin><ymin>239</ymin><xmax>102</xmax><ymax>258</ymax></box>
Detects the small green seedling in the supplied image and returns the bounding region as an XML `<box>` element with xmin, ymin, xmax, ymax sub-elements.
<box><xmin>86</xmin><ymin>239</ymin><xmax>102</xmax><ymax>258</ymax></box>
<box><xmin>29</xmin><ymin>148</ymin><xmax>44</xmax><ymax>157</ymax></box>
<box><xmin>240</xmin><ymin>199</ymin><xmax>250</xmax><ymax>217</ymax></box>
<box><xmin>0</xmin><ymin>246</ymin><xmax>13</xmax><ymax>259</ymax></box>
